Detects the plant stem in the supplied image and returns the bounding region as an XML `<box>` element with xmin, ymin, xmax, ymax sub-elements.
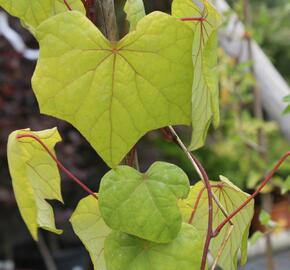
<box><xmin>166</xmin><ymin>126</ymin><xmax>213</xmax><ymax>270</ymax></box>
<box><xmin>180</xmin><ymin>17</ymin><xmax>206</xmax><ymax>21</ymax></box>
<box><xmin>213</xmin><ymin>151</ymin><xmax>290</xmax><ymax>237</ymax></box>
<box><xmin>16</xmin><ymin>134</ymin><xmax>97</xmax><ymax>199</ymax></box>
<box><xmin>94</xmin><ymin>0</ymin><xmax>119</xmax><ymax>42</ymax></box>
<box><xmin>63</xmin><ymin>0</ymin><xmax>72</xmax><ymax>10</ymax></box>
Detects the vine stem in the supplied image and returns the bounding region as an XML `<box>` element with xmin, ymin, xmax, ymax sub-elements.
<box><xmin>213</xmin><ymin>151</ymin><xmax>290</xmax><ymax>237</ymax></box>
<box><xmin>180</xmin><ymin>17</ymin><xmax>206</xmax><ymax>21</ymax></box>
<box><xmin>63</xmin><ymin>0</ymin><xmax>72</xmax><ymax>10</ymax></box>
<box><xmin>166</xmin><ymin>126</ymin><xmax>213</xmax><ymax>270</ymax></box>
<box><xmin>16</xmin><ymin>134</ymin><xmax>98</xmax><ymax>199</ymax></box>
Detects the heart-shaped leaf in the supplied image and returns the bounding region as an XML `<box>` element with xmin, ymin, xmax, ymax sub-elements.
<box><xmin>7</xmin><ymin>128</ymin><xmax>63</xmax><ymax>240</ymax></box>
<box><xmin>0</xmin><ymin>0</ymin><xmax>85</xmax><ymax>33</ymax></box>
<box><xmin>32</xmin><ymin>11</ymin><xmax>194</xmax><ymax>167</ymax></box>
<box><xmin>179</xmin><ymin>176</ymin><xmax>254</xmax><ymax>270</ymax></box>
<box><xmin>104</xmin><ymin>223</ymin><xmax>203</xmax><ymax>270</ymax></box>
<box><xmin>124</xmin><ymin>0</ymin><xmax>145</xmax><ymax>31</ymax></box>
<box><xmin>70</xmin><ymin>195</ymin><xmax>111</xmax><ymax>270</ymax></box>
<box><xmin>99</xmin><ymin>162</ymin><xmax>190</xmax><ymax>243</ymax></box>
<box><xmin>172</xmin><ymin>0</ymin><xmax>222</xmax><ymax>150</ymax></box>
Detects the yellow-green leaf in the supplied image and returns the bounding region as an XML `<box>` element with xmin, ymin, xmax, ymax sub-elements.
<box><xmin>124</xmin><ymin>0</ymin><xmax>145</xmax><ymax>31</ymax></box>
<box><xmin>0</xmin><ymin>0</ymin><xmax>85</xmax><ymax>33</ymax></box>
<box><xmin>70</xmin><ymin>195</ymin><xmax>111</xmax><ymax>270</ymax></box>
<box><xmin>99</xmin><ymin>162</ymin><xmax>190</xmax><ymax>243</ymax></box>
<box><xmin>7</xmin><ymin>128</ymin><xmax>63</xmax><ymax>240</ymax></box>
<box><xmin>32</xmin><ymin>11</ymin><xmax>194</xmax><ymax>167</ymax></box>
<box><xmin>104</xmin><ymin>223</ymin><xmax>203</xmax><ymax>270</ymax></box>
<box><xmin>179</xmin><ymin>176</ymin><xmax>254</xmax><ymax>270</ymax></box>
<box><xmin>172</xmin><ymin>0</ymin><xmax>222</xmax><ymax>150</ymax></box>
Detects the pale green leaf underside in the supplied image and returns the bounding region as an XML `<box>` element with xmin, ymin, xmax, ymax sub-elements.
<box><xmin>172</xmin><ymin>0</ymin><xmax>221</xmax><ymax>150</ymax></box>
<box><xmin>32</xmin><ymin>11</ymin><xmax>194</xmax><ymax>168</ymax></box>
<box><xmin>70</xmin><ymin>195</ymin><xmax>111</xmax><ymax>270</ymax></box>
<box><xmin>124</xmin><ymin>0</ymin><xmax>146</xmax><ymax>31</ymax></box>
<box><xmin>105</xmin><ymin>223</ymin><xmax>203</xmax><ymax>270</ymax></box>
<box><xmin>7</xmin><ymin>128</ymin><xmax>63</xmax><ymax>240</ymax></box>
<box><xmin>0</xmin><ymin>0</ymin><xmax>85</xmax><ymax>32</ymax></box>
<box><xmin>99</xmin><ymin>162</ymin><xmax>190</xmax><ymax>243</ymax></box>
<box><xmin>179</xmin><ymin>177</ymin><xmax>254</xmax><ymax>270</ymax></box>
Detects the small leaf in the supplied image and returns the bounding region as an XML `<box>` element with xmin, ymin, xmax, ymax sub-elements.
<box><xmin>172</xmin><ymin>0</ymin><xmax>222</xmax><ymax>150</ymax></box>
<box><xmin>250</xmin><ymin>231</ymin><xmax>264</xmax><ymax>246</ymax></box>
<box><xmin>32</xmin><ymin>11</ymin><xmax>194</xmax><ymax>168</ymax></box>
<box><xmin>99</xmin><ymin>162</ymin><xmax>190</xmax><ymax>243</ymax></box>
<box><xmin>0</xmin><ymin>0</ymin><xmax>85</xmax><ymax>33</ymax></box>
<box><xmin>124</xmin><ymin>0</ymin><xmax>145</xmax><ymax>31</ymax></box>
<box><xmin>179</xmin><ymin>176</ymin><xmax>254</xmax><ymax>270</ymax></box>
<box><xmin>104</xmin><ymin>223</ymin><xmax>203</xmax><ymax>270</ymax></box>
<box><xmin>70</xmin><ymin>195</ymin><xmax>111</xmax><ymax>270</ymax></box>
<box><xmin>282</xmin><ymin>176</ymin><xmax>290</xmax><ymax>194</ymax></box>
<box><xmin>7</xmin><ymin>128</ymin><xmax>63</xmax><ymax>240</ymax></box>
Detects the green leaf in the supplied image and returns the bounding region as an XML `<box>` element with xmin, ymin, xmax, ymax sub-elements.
<box><xmin>179</xmin><ymin>176</ymin><xmax>254</xmax><ymax>270</ymax></box>
<box><xmin>7</xmin><ymin>128</ymin><xmax>63</xmax><ymax>240</ymax></box>
<box><xmin>282</xmin><ymin>176</ymin><xmax>290</xmax><ymax>194</ymax></box>
<box><xmin>70</xmin><ymin>195</ymin><xmax>111</xmax><ymax>270</ymax></box>
<box><xmin>250</xmin><ymin>231</ymin><xmax>264</xmax><ymax>246</ymax></box>
<box><xmin>99</xmin><ymin>162</ymin><xmax>190</xmax><ymax>243</ymax></box>
<box><xmin>172</xmin><ymin>0</ymin><xmax>222</xmax><ymax>150</ymax></box>
<box><xmin>104</xmin><ymin>223</ymin><xmax>203</xmax><ymax>270</ymax></box>
<box><xmin>32</xmin><ymin>11</ymin><xmax>194</xmax><ymax>168</ymax></box>
<box><xmin>124</xmin><ymin>0</ymin><xmax>145</xmax><ymax>31</ymax></box>
<box><xmin>0</xmin><ymin>0</ymin><xmax>85</xmax><ymax>33</ymax></box>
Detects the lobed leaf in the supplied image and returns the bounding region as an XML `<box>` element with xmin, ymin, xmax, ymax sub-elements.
<box><xmin>7</xmin><ymin>128</ymin><xmax>63</xmax><ymax>240</ymax></box>
<box><xmin>0</xmin><ymin>0</ymin><xmax>85</xmax><ymax>33</ymax></box>
<box><xmin>172</xmin><ymin>0</ymin><xmax>222</xmax><ymax>150</ymax></box>
<box><xmin>70</xmin><ymin>195</ymin><xmax>111</xmax><ymax>270</ymax></box>
<box><xmin>179</xmin><ymin>176</ymin><xmax>254</xmax><ymax>270</ymax></box>
<box><xmin>104</xmin><ymin>223</ymin><xmax>203</xmax><ymax>270</ymax></box>
<box><xmin>99</xmin><ymin>162</ymin><xmax>190</xmax><ymax>243</ymax></box>
<box><xmin>124</xmin><ymin>0</ymin><xmax>146</xmax><ymax>31</ymax></box>
<box><xmin>32</xmin><ymin>11</ymin><xmax>194</xmax><ymax>167</ymax></box>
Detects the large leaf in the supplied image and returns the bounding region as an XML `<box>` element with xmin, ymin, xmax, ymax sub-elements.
<box><xmin>124</xmin><ymin>0</ymin><xmax>145</xmax><ymax>31</ymax></box>
<box><xmin>172</xmin><ymin>0</ymin><xmax>222</xmax><ymax>150</ymax></box>
<box><xmin>104</xmin><ymin>223</ymin><xmax>203</xmax><ymax>270</ymax></box>
<box><xmin>70</xmin><ymin>195</ymin><xmax>111</xmax><ymax>270</ymax></box>
<box><xmin>32</xmin><ymin>11</ymin><xmax>194</xmax><ymax>168</ymax></box>
<box><xmin>179</xmin><ymin>176</ymin><xmax>254</xmax><ymax>270</ymax></box>
<box><xmin>99</xmin><ymin>162</ymin><xmax>190</xmax><ymax>243</ymax></box>
<box><xmin>0</xmin><ymin>0</ymin><xmax>85</xmax><ymax>33</ymax></box>
<box><xmin>7</xmin><ymin>128</ymin><xmax>63</xmax><ymax>240</ymax></box>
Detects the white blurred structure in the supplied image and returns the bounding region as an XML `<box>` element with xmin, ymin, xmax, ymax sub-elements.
<box><xmin>213</xmin><ymin>0</ymin><xmax>290</xmax><ymax>140</ymax></box>
<box><xmin>0</xmin><ymin>11</ymin><xmax>38</xmax><ymax>60</ymax></box>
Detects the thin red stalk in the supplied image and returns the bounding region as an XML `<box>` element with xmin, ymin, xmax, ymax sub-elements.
<box><xmin>162</xmin><ymin>127</ymin><xmax>213</xmax><ymax>270</ymax></box>
<box><xmin>16</xmin><ymin>134</ymin><xmax>98</xmax><ymax>199</ymax></box>
<box><xmin>179</xmin><ymin>17</ymin><xmax>206</xmax><ymax>21</ymax></box>
<box><xmin>63</xmin><ymin>0</ymin><xmax>72</xmax><ymax>11</ymax></box>
<box><xmin>190</xmin><ymin>154</ymin><xmax>213</xmax><ymax>270</ymax></box>
<box><xmin>212</xmin><ymin>151</ymin><xmax>290</xmax><ymax>237</ymax></box>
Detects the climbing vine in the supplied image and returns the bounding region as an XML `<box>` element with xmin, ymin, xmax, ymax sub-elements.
<box><xmin>1</xmin><ymin>0</ymin><xmax>289</xmax><ymax>269</ymax></box>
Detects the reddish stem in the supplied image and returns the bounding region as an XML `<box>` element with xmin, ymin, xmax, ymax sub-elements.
<box><xmin>179</xmin><ymin>17</ymin><xmax>206</xmax><ymax>21</ymax></box>
<box><xmin>212</xmin><ymin>151</ymin><xmax>290</xmax><ymax>237</ymax></box>
<box><xmin>16</xmin><ymin>134</ymin><xmax>98</xmax><ymax>199</ymax></box>
<box><xmin>160</xmin><ymin>127</ymin><xmax>213</xmax><ymax>270</ymax></box>
<box><xmin>63</xmin><ymin>0</ymin><xmax>72</xmax><ymax>10</ymax></box>
<box><xmin>190</xmin><ymin>154</ymin><xmax>213</xmax><ymax>270</ymax></box>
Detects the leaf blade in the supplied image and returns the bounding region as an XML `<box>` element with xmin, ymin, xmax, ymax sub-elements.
<box><xmin>7</xmin><ymin>128</ymin><xmax>63</xmax><ymax>240</ymax></box>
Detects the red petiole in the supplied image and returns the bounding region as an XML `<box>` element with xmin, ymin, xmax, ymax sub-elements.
<box><xmin>16</xmin><ymin>134</ymin><xmax>98</xmax><ymax>200</ymax></box>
